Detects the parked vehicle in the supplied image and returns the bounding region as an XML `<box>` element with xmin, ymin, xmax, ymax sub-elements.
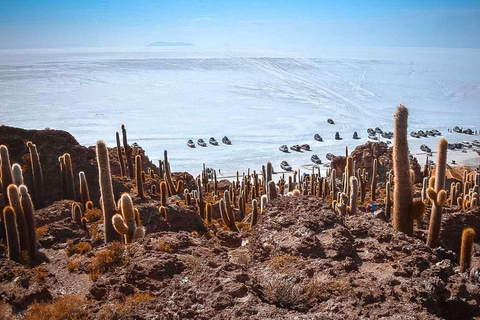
<box><xmin>335</xmin><ymin>132</ymin><xmax>342</xmax><ymax>140</ymax></box>
<box><xmin>367</xmin><ymin>128</ymin><xmax>375</xmax><ymax>135</ymax></box>
<box><xmin>197</xmin><ymin>139</ymin><xmax>207</xmax><ymax>147</ymax></box>
<box><xmin>462</xmin><ymin>141</ymin><xmax>472</xmax><ymax>148</ymax></box>
<box><xmin>410</xmin><ymin>131</ymin><xmax>420</xmax><ymax>138</ymax></box>
<box><xmin>187</xmin><ymin>139</ymin><xmax>196</xmax><ymax>148</ymax></box>
<box><xmin>314</xmin><ymin>134</ymin><xmax>323</xmax><ymax>142</ymax></box>
<box><xmin>209</xmin><ymin>137</ymin><xmax>219</xmax><ymax>146</ymax></box>
<box><xmin>353</xmin><ymin>131</ymin><xmax>360</xmax><ymax>139</ymax></box>
<box><xmin>327</xmin><ymin>118</ymin><xmax>335</xmax><ymax>124</ymax></box>
<box><xmin>420</xmin><ymin>144</ymin><xmax>431</xmax><ymax>153</ymax></box>
<box><xmin>368</xmin><ymin>134</ymin><xmax>378</xmax><ymax>140</ymax></box>
<box><xmin>222</xmin><ymin>136</ymin><xmax>232</xmax><ymax>145</ymax></box>
<box><xmin>311</xmin><ymin>154</ymin><xmax>322</xmax><ymax>165</ymax></box>
<box><xmin>374</xmin><ymin>127</ymin><xmax>383</xmax><ymax>134</ymax></box>
<box><xmin>326</xmin><ymin>153</ymin><xmax>335</xmax><ymax>161</ymax></box>
<box><xmin>279</xmin><ymin>145</ymin><xmax>289</xmax><ymax>153</ymax></box>
<box><xmin>300</xmin><ymin>144</ymin><xmax>311</xmax><ymax>151</ymax></box>
<box><xmin>290</xmin><ymin>145</ymin><xmax>302</xmax><ymax>152</ymax></box>
<box><xmin>280</xmin><ymin>161</ymin><xmax>292</xmax><ymax>171</ymax></box>
<box><xmin>417</xmin><ymin>130</ymin><xmax>427</xmax><ymax>137</ymax></box>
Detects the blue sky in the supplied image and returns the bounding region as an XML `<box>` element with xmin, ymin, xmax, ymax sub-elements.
<box><xmin>1</xmin><ymin>0</ymin><xmax>479</xmax><ymax>49</ymax></box>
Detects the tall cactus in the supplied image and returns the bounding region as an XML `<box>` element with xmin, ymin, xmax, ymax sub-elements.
<box><xmin>426</xmin><ymin>138</ymin><xmax>448</xmax><ymax>248</ymax></box>
<box><xmin>112</xmin><ymin>193</ymin><xmax>145</xmax><ymax>243</ymax></box>
<box><xmin>19</xmin><ymin>185</ymin><xmax>37</xmax><ymax>260</ymax></box>
<box><xmin>7</xmin><ymin>184</ymin><xmax>29</xmax><ymax>252</ymax></box>
<box><xmin>0</xmin><ymin>145</ymin><xmax>13</xmax><ymax>196</ymax></box>
<box><xmin>371</xmin><ymin>158</ymin><xmax>378</xmax><ymax>201</ymax></box>
<box><xmin>62</xmin><ymin>153</ymin><xmax>76</xmax><ymax>200</ymax></box>
<box><xmin>163</xmin><ymin>151</ymin><xmax>176</xmax><ymax>197</ymax></box>
<box><xmin>12</xmin><ymin>164</ymin><xmax>24</xmax><ymax>186</ymax></box>
<box><xmin>346</xmin><ymin>156</ymin><xmax>354</xmax><ymax>197</ymax></box>
<box><xmin>79</xmin><ymin>171</ymin><xmax>90</xmax><ymax>208</ymax></box>
<box><xmin>220</xmin><ymin>191</ymin><xmax>239</xmax><ymax>232</ymax></box>
<box><xmin>460</xmin><ymin>227</ymin><xmax>476</xmax><ymax>273</ymax></box>
<box><xmin>267</xmin><ymin>180</ymin><xmax>277</xmax><ymax>201</ymax></box>
<box><xmin>115</xmin><ymin>132</ymin><xmax>126</xmax><ymax>177</ymax></box>
<box><xmin>385</xmin><ymin>181</ymin><xmax>392</xmax><ymax>219</ymax></box>
<box><xmin>266</xmin><ymin>162</ymin><xmax>273</xmax><ymax>184</ymax></box>
<box><xmin>3</xmin><ymin>206</ymin><xmax>21</xmax><ymax>262</ymax></box>
<box><xmin>393</xmin><ymin>105</ymin><xmax>414</xmax><ymax>236</ymax></box>
<box><xmin>26</xmin><ymin>141</ymin><xmax>44</xmax><ymax>207</ymax></box>
<box><xmin>121</xmin><ymin>125</ymin><xmax>135</xmax><ymax>179</ymax></box>
<box><xmin>349</xmin><ymin>176</ymin><xmax>358</xmax><ymax>215</ymax></box>
<box><xmin>135</xmin><ymin>155</ymin><xmax>145</xmax><ymax>199</ymax></box>
<box><xmin>96</xmin><ymin>140</ymin><xmax>121</xmax><ymax>243</ymax></box>
<box><xmin>251</xmin><ymin>199</ymin><xmax>258</xmax><ymax>228</ymax></box>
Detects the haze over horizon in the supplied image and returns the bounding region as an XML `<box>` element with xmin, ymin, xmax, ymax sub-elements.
<box><xmin>1</xmin><ymin>0</ymin><xmax>480</xmax><ymax>50</ymax></box>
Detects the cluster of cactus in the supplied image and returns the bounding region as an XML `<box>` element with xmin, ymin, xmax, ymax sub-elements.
<box><xmin>456</xmin><ymin>171</ymin><xmax>479</xmax><ymax>211</ymax></box>
<box><xmin>59</xmin><ymin>153</ymin><xmax>76</xmax><ymax>200</ymax></box>
<box><xmin>112</xmin><ymin>193</ymin><xmax>145</xmax><ymax>243</ymax></box>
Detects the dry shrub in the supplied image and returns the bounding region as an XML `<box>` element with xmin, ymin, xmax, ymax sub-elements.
<box><xmin>263</xmin><ymin>276</ymin><xmax>352</xmax><ymax>310</ymax></box>
<box><xmin>236</xmin><ymin>221</ymin><xmax>250</xmax><ymax>231</ymax></box>
<box><xmin>32</xmin><ymin>266</ymin><xmax>48</xmax><ymax>283</ymax></box>
<box><xmin>263</xmin><ymin>276</ymin><xmax>305</xmax><ymax>309</ymax></box>
<box><xmin>65</xmin><ymin>241</ymin><xmax>92</xmax><ymax>257</ymax></box>
<box><xmin>97</xmin><ymin>292</ymin><xmax>154</xmax><ymax>320</ymax></box>
<box><xmin>303</xmin><ymin>277</ymin><xmax>352</xmax><ymax>303</ymax></box>
<box><xmin>89</xmin><ymin>242</ymin><xmax>124</xmax><ymax>280</ymax></box>
<box><xmin>157</xmin><ymin>242</ymin><xmax>171</xmax><ymax>253</ymax></box>
<box><xmin>88</xmin><ymin>223</ymin><xmax>103</xmax><ymax>242</ymax></box>
<box><xmin>0</xmin><ymin>301</ymin><xmax>13</xmax><ymax>320</ymax></box>
<box><xmin>67</xmin><ymin>261</ymin><xmax>78</xmax><ymax>272</ymax></box>
<box><xmin>84</xmin><ymin>207</ymin><xmax>103</xmax><ymax>222</ymax></box>
<box><xmin>269</xmin><ymin>254</ymin><xmax>301</xmax><ymax>271</ymax></box>
<box><xmin>24</xmin><ymin>295</ymin><xmax>88</xmax><ymax>320</ymax></box>
<box><xmin>36</xmin><ymin>225</ymin><xmax>48</xmax><ymax>239</ymax></box>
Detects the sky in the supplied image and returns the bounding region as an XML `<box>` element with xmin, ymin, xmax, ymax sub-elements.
<box><xmin>0</xmin><ymin>0</ymin><xmax>480</xmax><ymax>49</ymax></box>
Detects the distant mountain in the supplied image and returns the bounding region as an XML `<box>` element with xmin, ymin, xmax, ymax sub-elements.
<box><xmin>147</xmin><ymin>41</ymin><xmax>194</xmax><ymax>47</ymax></box>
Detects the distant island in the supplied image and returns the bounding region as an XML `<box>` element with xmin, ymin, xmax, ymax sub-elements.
<box><xmin>147</xmin><ymin>41</ymin><xmax>194</xmax><ymax>47</ymax></box>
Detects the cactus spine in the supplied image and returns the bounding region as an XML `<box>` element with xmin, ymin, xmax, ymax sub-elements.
<box><xmin>112</xmin><ymin>193</ymin><xmax>145</xmax><ymax>243</ymax></box>
<box><xmin>0</xmin><ymin>145</ymin><xmax>13</xmax><ymax>196</ymax></box>
<box><xmin>459</xmin><ymin>227</ymin><xmax>476</xmax><ymax>273</ymax></box>
<box><xmin>96</xmin><ymin>140</ymin><xmax>121</xmax><ymax>243</ymax></box>
<box><xmin>426</xmin><ymin>138</ymin><xmax>448</xmax><ymax>248</ymax></box>
<box><xmin>79</xmin><ymin>171</ymin><xmax>90</xmax><ymax>209</ymax></box>
<box><xmin>135</xmin><ymin>155</ymin><xmax>145</xmax><ymax>199</ymax></box>
<box><xmin>393</xmin><ymin>105</ymin><xmax>414</xmax><ymax>236</ymax></box>
<box><xmin>26</xmin><ymin>141</ymin><xmax>44</xmax><ymax>207</ymax></box>
<box><xmin>3</xmin><ymin>206</ymin><xmax>21</xmax><ymax>262</ymax></box>
<box><xmin>19</xmin><ymin>185</ymin><xmax>37</xmax><ymax>260</ymax></box>
<box><xmin>115</xmin><ymin>131</ymin><xmax>126</xmax><ymax>177</ymax></box>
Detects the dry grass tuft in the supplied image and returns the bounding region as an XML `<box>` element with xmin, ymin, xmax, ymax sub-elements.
<box><xmin>269</xmin><ymin>254</ymin><xmax>301</xmax><ymax>271</ymax></box>
<box><xmin>89</xmin><ymin>242</ymin><xmax>124</xmax><ymax>281</ymax></box>
<box><xmin>65</xmin><ymin>241</ymin><xmax>92</xmax><ymax>257</ymax></box>
<box><xmin>0</xmin><ymin>301</ymin><xmax>14</xmax><ymax>320</ymax></box>
<box><xmin>84</xmin><ymin>207</ymin><xmax>103</xmax><ymax>222</ymax></box>
<box><xmin>32</xmin><ymin>266</ymin><xmax>48</xmax><ymax>283</ymax></box>
<box><xmin>97</xmin><ymin>292</ymin><xmax>154</xmax><ymax>320</ymax></box>
<box><xmin>88</xmin><ymin>223</ymin><xmax>103</xmax><ymax>242</ymax></box>
<box><xmin>24</xmin><ymin>295</ymin><xmax>88</xmax><ymax>320</ymax></box>
<box><xmin>67</xmin><ymin>261</ymin><xmax>79</xmax><ymax>273</ymax></box>
<box><xmin>36</xmin><ymin>225</ymin><xmax>48</xmax><ymax>239</ymax></box>
<box><xmin>157</xmin><ymin>242</ymin><xmax>171</xmax><ymax>253</ymax></box>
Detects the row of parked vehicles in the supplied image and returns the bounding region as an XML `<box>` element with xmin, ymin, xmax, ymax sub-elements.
<box><xmin>420</xmin><ymin>140</ymin><xmax>479</xmax><ymax>153</ymax></box>
<box><xmin>279</xmin><ymin>152</ymin><xmax>336</xmax><ymax>172</ymax></box>
<box><xmin>187</xmin><ymin>136</ymin><xmax>231</xmax><ymax>148</ymax></box>
<box><xmin>410</xmin><ymin>129</ymin><xmax>441</xmax><ymax>138</ymax></box>
<box><xmin>367</xmin><ymin>127</ymin><xmax>394</xmax><ymax>140</ymax></box>
<box><xmin>453</xmin><ymin>126</ymin><xmax>475</xmax><ymax>135</ymax></box>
